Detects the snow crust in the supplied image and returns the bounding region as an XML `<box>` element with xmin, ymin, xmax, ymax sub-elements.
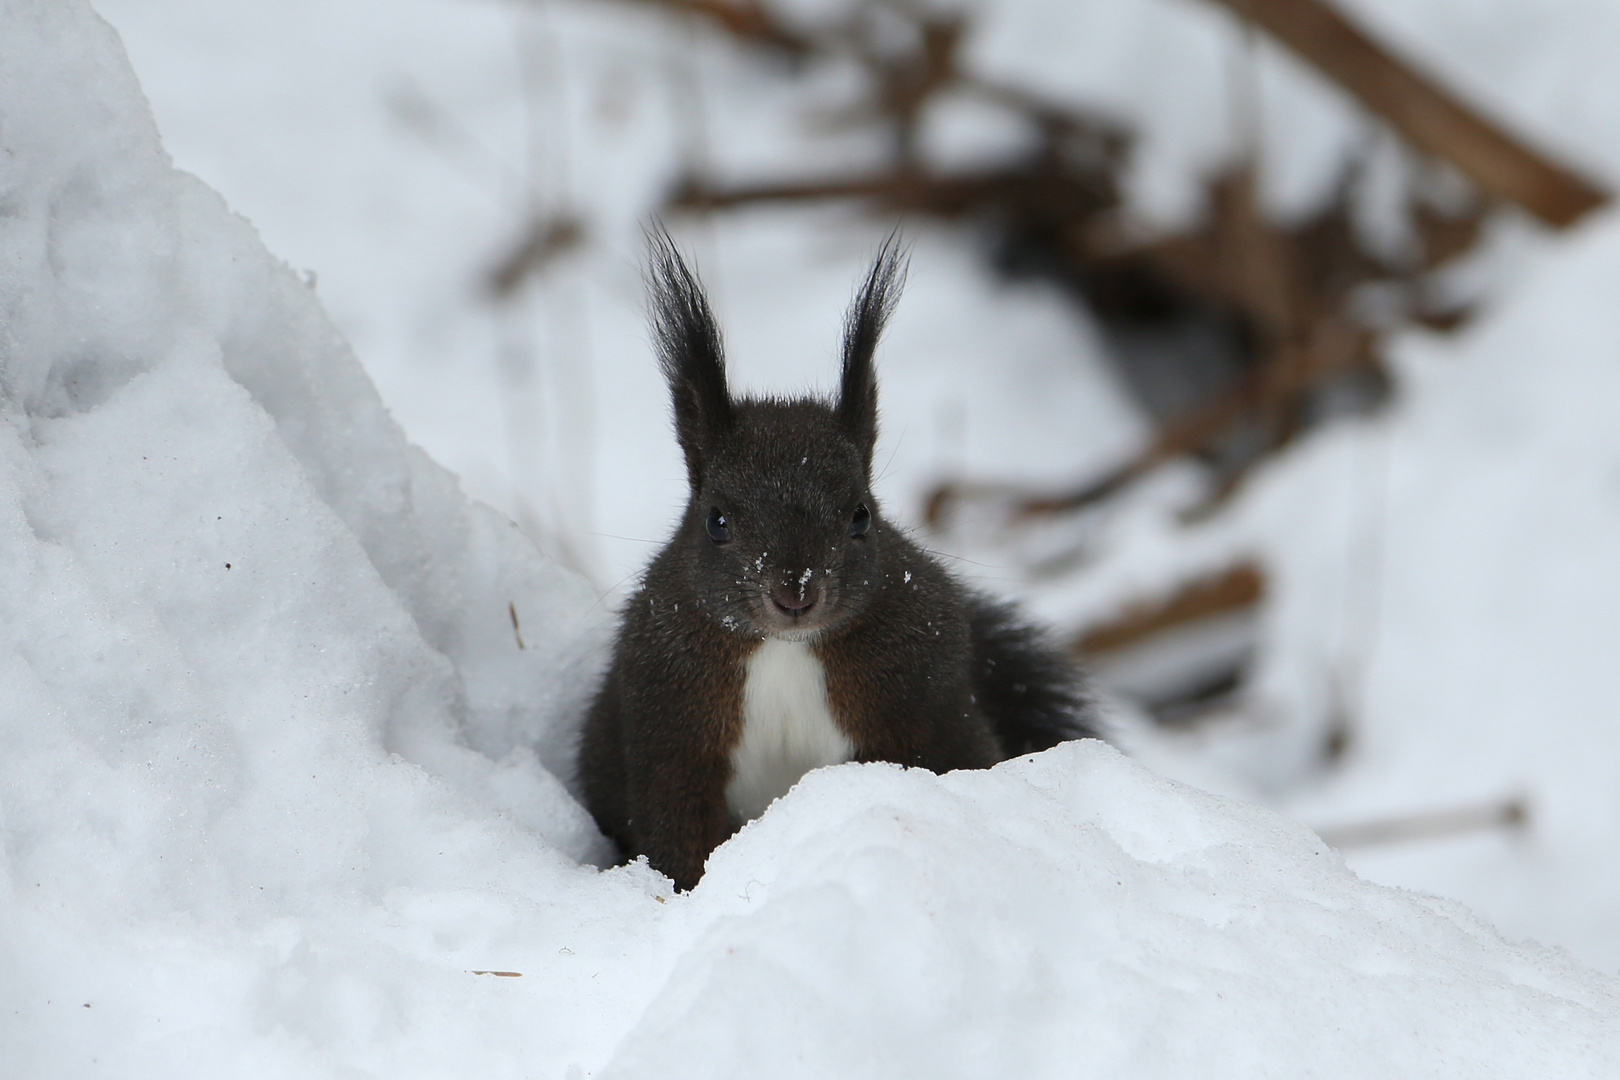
<box><xmin>5</xmin><ymin>0</ymin><xmax>1620</xmax><ymax>1075</ymax></box>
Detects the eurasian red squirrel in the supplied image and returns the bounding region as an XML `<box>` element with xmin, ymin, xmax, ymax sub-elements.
<box><xmin>580</xmin><ymin>231</ymin><xmax>1098</xmax><ymax>889</ymax></box>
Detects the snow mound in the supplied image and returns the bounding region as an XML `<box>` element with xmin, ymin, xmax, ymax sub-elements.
<box><xmin>629</xmin><ymin>743</ymin><xmax>1620</xmax><ymax>1078</ymax></box>
<box><xmin>2</xmin><ymin>2</ymin><xmax>1619</xmax><ymax>1075</ymax></box>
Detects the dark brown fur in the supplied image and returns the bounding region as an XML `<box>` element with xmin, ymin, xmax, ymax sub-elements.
<box><xmin>580</xmin><ymin>231</ymin><xmax>1097</xmax><ymax>890</ymax></box>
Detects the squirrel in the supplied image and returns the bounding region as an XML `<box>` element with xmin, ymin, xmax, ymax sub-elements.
<box><xmin>579</xmin><ymin>230</ymin><xmax>1100</xmax><ymax>890</ymax></box>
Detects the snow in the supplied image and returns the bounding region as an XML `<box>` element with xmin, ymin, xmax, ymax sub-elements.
<box><xmin>1020</xmin><ymin>201</ymin><xmax>1620</xmax><ymax>973</ymax></box>
<box><xmin>6</xmin><ymin>0</ymin><xmax>1620</xmax><ymax>1074</ymax></box>
<box><xmin>608</xmin><ymin>747</ymin><xmax>1620</xmax><ymax>1078</ymax></box>
<box><xmin>1285</xmin><ymin>210</ymin><xmax>1620</xmax><ymax>970</ymax></box>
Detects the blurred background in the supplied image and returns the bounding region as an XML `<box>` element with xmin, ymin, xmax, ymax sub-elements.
<box><xmin>93</xmin><ymin>0</ymin><xmax>1620</xmax><ymax>971</ymax></box>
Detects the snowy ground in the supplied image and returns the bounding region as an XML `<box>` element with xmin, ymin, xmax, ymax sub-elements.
<box><xmin>6</xmin><ymin>0</ymin><xmax>1620</xmax><ymax>1074</ymax></box>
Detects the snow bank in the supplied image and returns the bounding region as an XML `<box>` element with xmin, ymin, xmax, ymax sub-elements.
<box><xmin>0</xmin><ymin>0</ymin><xmax>632</xmax><ymax>1071</ymax></box>
<box><xmin>4</xmin><ymin>1</ymin><xmax>1620</xmax><ymax>1075</ymax></box>
<box><xmin>608</xmin><ymin>744</ymin><xmax>1620</xmax><ymax>1078</ymax></box>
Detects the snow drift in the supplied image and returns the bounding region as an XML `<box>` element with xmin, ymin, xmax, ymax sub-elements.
<box><xmin>2</xmin><ymin>1</ymin><xmax>1619</xmax><ymax>1075</ymax></box>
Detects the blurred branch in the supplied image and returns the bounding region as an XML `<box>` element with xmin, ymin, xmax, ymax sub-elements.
<box><xmin>921</xmin><ymin>166</ymin><xmax>1409</xmax><ymax>524</ymax></box>
<box><xmin>486</xmin><ymin>213</ymin><xmax>585</xmax><ymax>299</ymax></box>
<box><xmin>673</xmin><ymin>161</ymin><xmax>1118</xmax><ymax>217</ymax></box>
<box><xmin>605</xmin><ymin>0</ymin><xmax>813</xmax><ymax>53</ymax></box>
<box><xmin>1210</xmin><ymin>0</ymin><xmax>1608</xmax><ymax>227</ymax></box>
<box><xmin>925</xmin><ymin>373</ymin><xmax>1264</xmax><ymax>526</ymax></box>
<box><xmin>1315</xmin><ymin>796</ymin><xmax>1528</xmax><ymax>849</ymax></box>
<box><xmin>1074</xmin><ymin>563</ymin><xmax>1265</xmax><ymax>655</ymax></box>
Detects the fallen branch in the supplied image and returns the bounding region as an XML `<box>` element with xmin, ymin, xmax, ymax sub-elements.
<box><xmin>1074</xmin><ymin>563</ymin><xmax>1266</xmax><ymax>656</ymax></box>
<box><xmin>1314</xmin><ymin>796</ymin><xmax>1528</xmax><ymax>850</ymax></box>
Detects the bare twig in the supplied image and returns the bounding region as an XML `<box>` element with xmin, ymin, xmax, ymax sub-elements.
<box><xmin>509</xmin><ymin>601</ymin><xmax>528</xmax><ymax>651</ymax></box>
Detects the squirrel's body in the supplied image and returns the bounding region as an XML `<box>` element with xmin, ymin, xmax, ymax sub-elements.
<box><xmin>580</xmin><ymin>234</ymin><xmax>1097</xmax><ymax>890</ymax></box>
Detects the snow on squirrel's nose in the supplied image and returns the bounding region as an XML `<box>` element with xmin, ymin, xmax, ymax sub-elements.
<box><xmin>770</xmin><ymin>571</ymin><xmax>818</xmax><ymax>612</ymax></box>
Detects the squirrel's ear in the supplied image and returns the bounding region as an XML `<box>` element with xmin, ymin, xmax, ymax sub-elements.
<box><xmin>647</xmin><ymin>225</ymin><xmax>732</xmax><ymax>486</ymax></box>
<box><xmin>837</xmin><ymin>232</ymin><xmax>906</xmax><ymax>469</ymax></box>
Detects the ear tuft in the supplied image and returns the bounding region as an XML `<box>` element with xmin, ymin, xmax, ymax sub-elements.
<box><xmin>646</xmin><ymin>224</ymin><xmax>732</xmax><ymax>486</ymax></box>
<box><xmin>837</xmin><ymin>231</ymin><xmax>906</xmax><ymax>468</ymax></box>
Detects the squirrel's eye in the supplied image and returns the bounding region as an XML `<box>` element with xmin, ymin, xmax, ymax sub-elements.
<box><xmin>706</xmin><ymin>508</ymin><xmax>732</xmax><ymax>544</ymax></box>
<box><xmin>850</xmin><ymin>503</ymin><xmax>871</xmax><ymax>538</ymax></box>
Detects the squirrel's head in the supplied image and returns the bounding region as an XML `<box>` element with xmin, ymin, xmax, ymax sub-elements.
<box><xmin>647</xmin><ymin>228</ymin><xmax>905</xmax><ymax>640</ymax></box>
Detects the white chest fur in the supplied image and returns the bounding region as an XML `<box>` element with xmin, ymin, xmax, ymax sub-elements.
<box><xmin>726</xmin><ymin>638</ymin><xmax>854</xmax><ymax>824</ymax></box>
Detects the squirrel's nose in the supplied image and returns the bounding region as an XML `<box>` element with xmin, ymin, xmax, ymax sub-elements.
<box><xmin>770</xmin><ymin>576</ymin><xmax>819</xmax><ymax>614</ymax></box>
